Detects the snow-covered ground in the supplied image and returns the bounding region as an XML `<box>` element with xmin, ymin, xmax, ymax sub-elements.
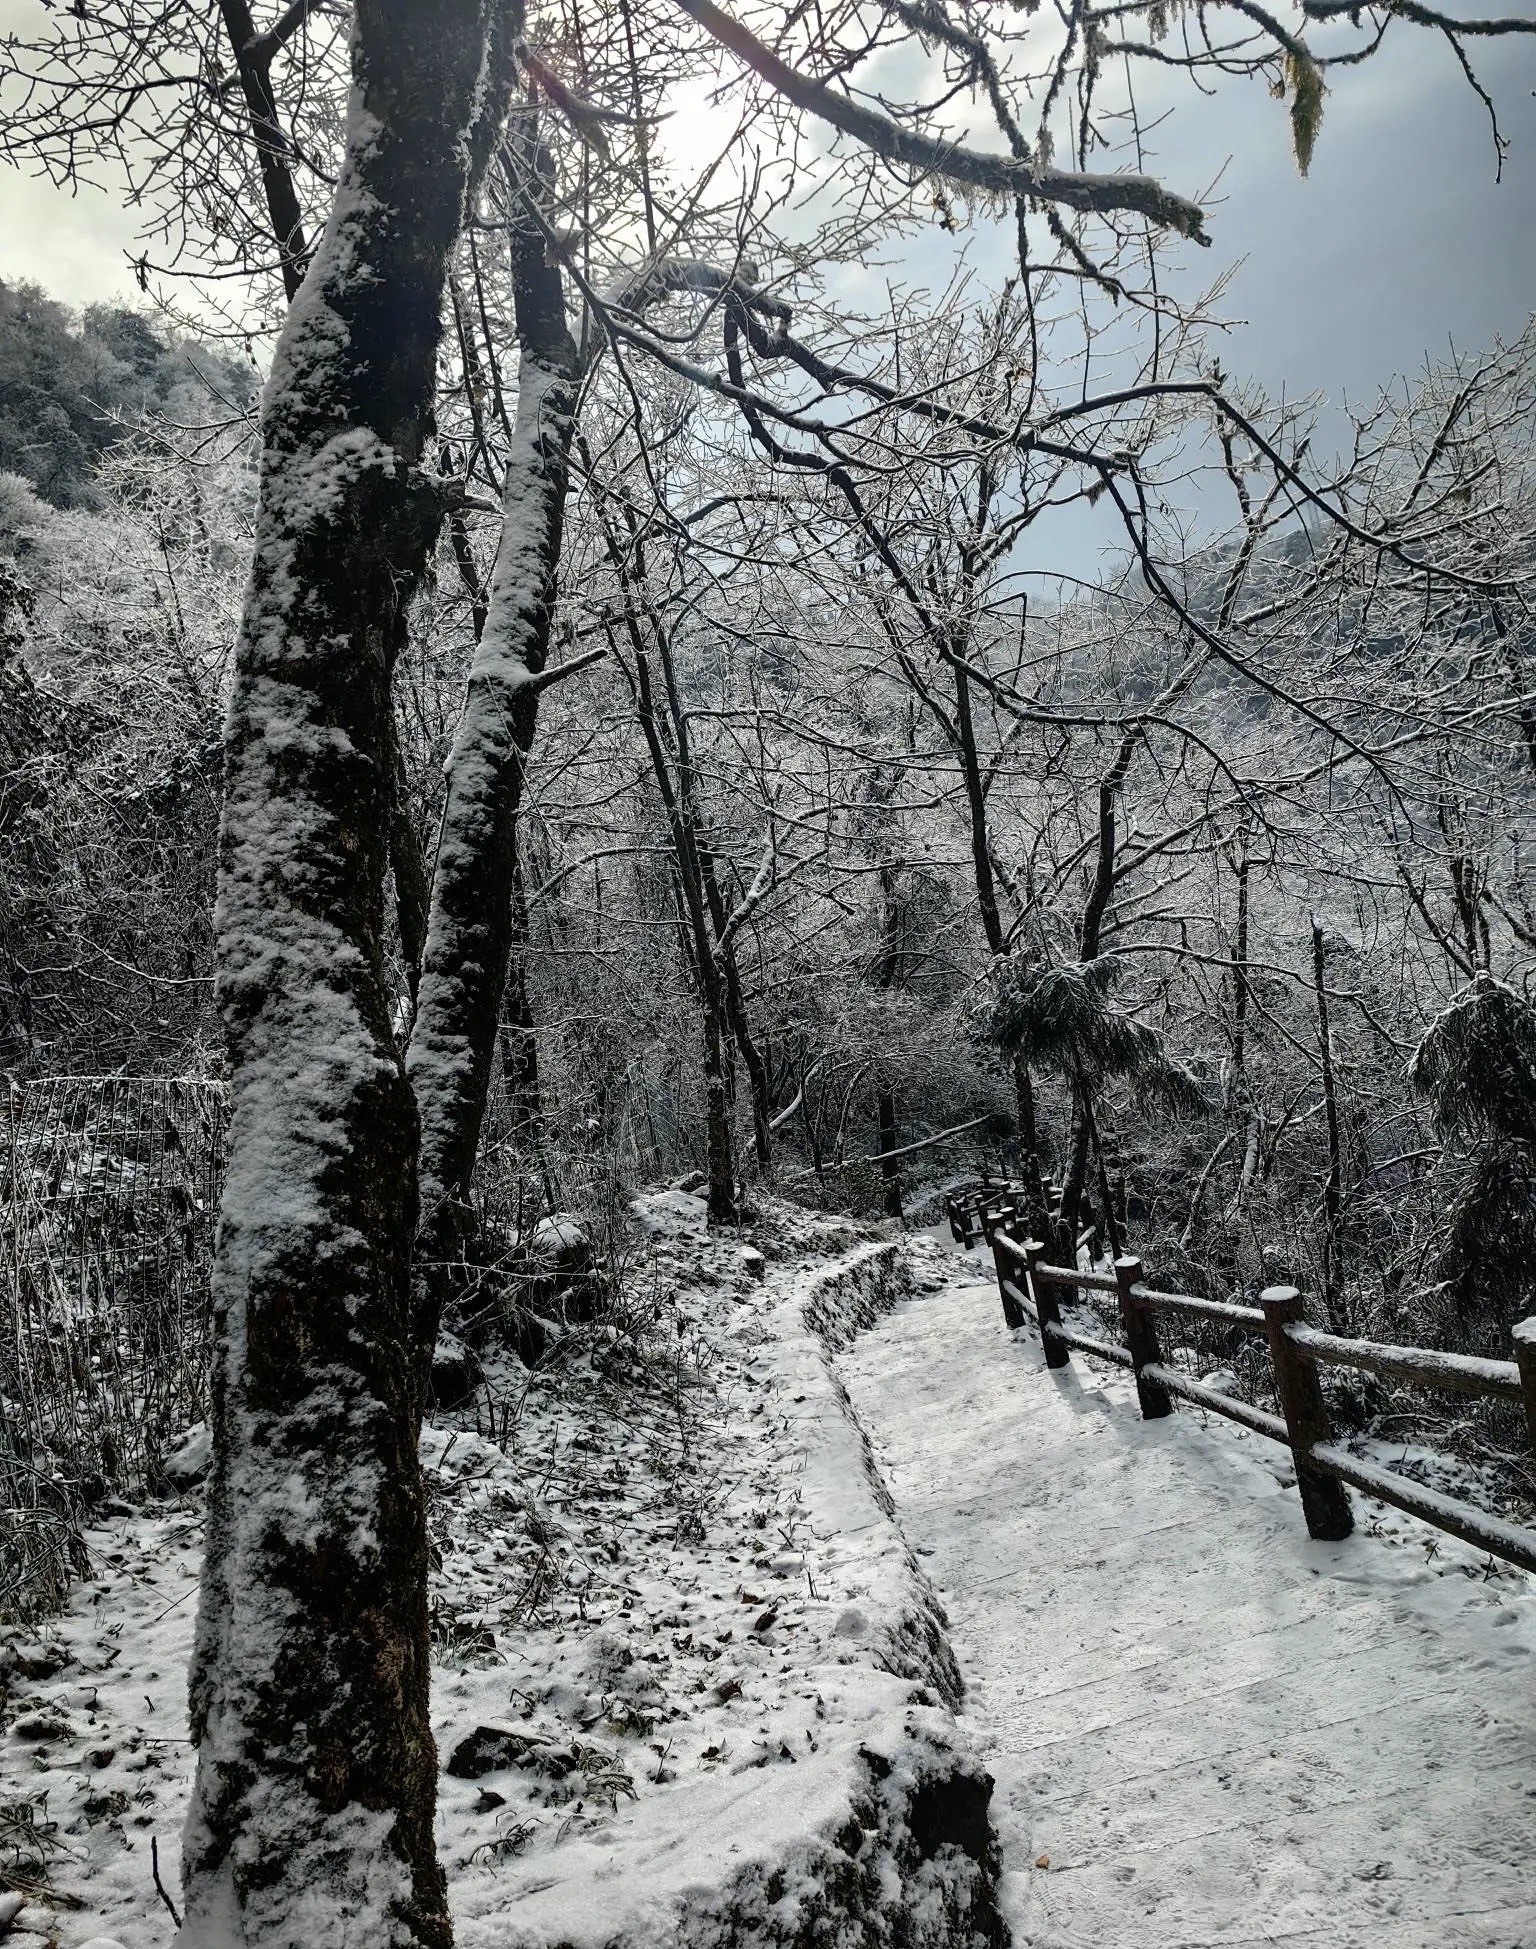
<box><xmin>10</xmin><ymin>1198</ymin><xmax>1533</xmax><ymax>1949</ymax></box>
<box><xmin>0</xmin><ymin>1194</ymin><xmax>1000</xmax><ymax>1949</ymax></box>
<box><xmin>840</xmin><ymin>1233</ymin><xmax>1536</xmax><ymax>1949</ymax></box>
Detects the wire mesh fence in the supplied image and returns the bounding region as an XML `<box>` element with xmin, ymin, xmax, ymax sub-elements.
<box><xmin>1</xmin><ymin>1075</ymin><xmax>226</xmax><ymax>1622</ymax></box>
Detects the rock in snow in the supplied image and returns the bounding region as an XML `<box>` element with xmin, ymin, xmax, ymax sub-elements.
<box><xmin>524</xmin><ymin>1211</ymin><xmax>603</xmax><ymax>1322</ymax></box>
<box><xmin>444</xmin><ymin>1724</ymin><xmax>546</xmax><ymax>1780</ymax></box>
<box><xmin>528</xmin><ymin>1213</ymin><xmax>590</xmax><ymax>1275</ymax></box>
<box><xmin>430</xmin><ymin>1331</ymin><xmax>483</xmax><ymax>1411</ymax></box>
<box><xmin>161</xmin><ymin>1423</ymin><xmax>212</xmax><ymax>1489</ymax></box>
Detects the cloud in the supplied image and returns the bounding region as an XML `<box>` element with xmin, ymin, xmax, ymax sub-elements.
<box><xmin>0</xmin><ymin>168</ymin><xmax>142</xmax><ymax>310</ymax></box>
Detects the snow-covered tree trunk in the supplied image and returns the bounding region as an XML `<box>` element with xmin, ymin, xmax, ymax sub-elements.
<box><xmin>408</xmin><ymin>201</ymin><xmax>580</xmax><ymax>1294</ymax></box>
<box><xmin>178</xmin><ymin>8</ymin><xmax>512</xmax><ymax>1945</ymax></box>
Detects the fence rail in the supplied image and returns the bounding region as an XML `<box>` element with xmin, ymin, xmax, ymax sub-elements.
<box><xmin>945</xmin><ymin>1177</ymin><xmax>1054</xmax><ymax>1249</ymax></box>
<box><xmin>982</xmin><ymin>1210</ymin><xmax>1536</xmax><ymax>1577</ymax></box>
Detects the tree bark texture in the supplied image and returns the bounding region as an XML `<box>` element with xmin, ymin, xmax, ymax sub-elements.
<box><xmin>179</xmin><ymin>8</ymin><xmax>512</xmax><ymax>1944</ymax></box>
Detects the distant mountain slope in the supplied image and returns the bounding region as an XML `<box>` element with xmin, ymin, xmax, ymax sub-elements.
<box><xmin>0</xmin><ymin>278</ymin><xmax>255</xmax><ymax>508</ymax></box>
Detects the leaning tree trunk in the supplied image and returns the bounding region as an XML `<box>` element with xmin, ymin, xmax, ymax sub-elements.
<box><xmin>178</xmin><ymin>8</ymin><xmax>511</xmax><ymax>1946</ymax></box>
<box><xmin>1060</xmin><ymin>751</ymin><xmax>1132</xmax><ymax>1250</ymax></box>
<box><xmin>950</xmin><ymin>655</ymin><xmax>1040</xmax><ymax>1154</ymax></box>
<box><xmin>408</xmin><ymin>193</ymin><xmax>580</xmax><ymax>1312</ymax></box>
<box><xmin>1311</xmin><ymin>915</ymin><xmax>1347</xmax><ymax>1334</ymax></box>
<box><xmin>597</xmin><ymin>517</ymin><xmax>740</xmax><ymax>1224</ymax></box>
<box><xmin>500</xmin><ymin>841</ymin><xmax>544</xmax><ymax>1146</ymax></box>
<box><xmin>876</xmin><ymin>1087</ymin><xmax>903</xmax><ymax>1218</ymax></box>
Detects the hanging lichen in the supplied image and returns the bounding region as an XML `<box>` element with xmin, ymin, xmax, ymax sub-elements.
<box><xmin>1146</xmin><ymin>0</ymin><xmax>1186</xmax><ymax>42</ymax></box>
<box><xmin>1285</xmin><ymin>44</ymin><xmax>1326</xmax><ymax>177</ymax></box>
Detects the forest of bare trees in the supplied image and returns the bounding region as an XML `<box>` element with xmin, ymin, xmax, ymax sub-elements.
<box><xmin>2</xmin><ymin>0</ymin><xmax>1536</xmax><ymax>1943</ymax></box>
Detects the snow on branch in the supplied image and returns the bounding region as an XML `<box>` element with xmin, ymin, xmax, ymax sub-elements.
<box><xmin>1301</xmin><ymin>0</ymin><xmax>1536</xmax><ymax>33</ymax></box>
<box><xmin>674</xmin><ymin>0</ymin><xmax>1211</xmax><ymax>243</ymax></box>
<box><xmin>604</xmin><ymin>255</ymin><xmax>791</xmax><ymax>334</ymax></box>
<box><xmin>712</xmin><ymin>832</ymin><xmax>811</xmax><ymax>960</ymax></box>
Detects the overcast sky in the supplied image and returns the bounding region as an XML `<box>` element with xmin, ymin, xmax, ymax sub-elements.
<box><xmin>1</xmin><ymin>5</ymin><xmax>1532</xmax><ymax>566</ymax></box>
<box><xmin>1034</xmin><ymin>24</ymin><xmax>1536</xmax><ymax>577</ymax></box>
<box><xmin>1154</xmin><ymin>27</ymin><xmax>1536</xmax><ymax>410</ymax></box>
<box><xmin>4</xmin><ymin>14</ymin><xmax>1532</xmax><ymax>363</ymax></box>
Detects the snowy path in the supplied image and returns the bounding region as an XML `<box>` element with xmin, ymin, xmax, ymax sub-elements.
<box><xmin>838</xmin><ymin>1247</ymin><xmax>1536</xmax><ymax>1949</ymax></box>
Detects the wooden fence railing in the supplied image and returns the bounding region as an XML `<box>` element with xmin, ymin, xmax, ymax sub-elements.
<box><xmin>979</xmin><ymin>1207</ymin><xmax>1536</xmax><ymax>1576</ymax></box>
<box><xmin>945</xmin><ymin>1176</ymin><xmax>1055</xmax><ymax>1250</ymax></box>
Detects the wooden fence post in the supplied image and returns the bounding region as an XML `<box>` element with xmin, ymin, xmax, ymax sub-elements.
<box><xmin>1261</xmin><ymin>1285</ymin><xmax>1353</xmax><ymax>1542</ymax></box>
<box><xmin>1026</xmin><ymin>1238</ymin><xmax>1070</xmax><ymax>1370</ymax></box>
<box><xmin>1514</xmin><ymin>1318</ymin><xmax>1536</xmax><ymax>1453</ymax></box>
<box><xmin>992</xmin><ymin>1222</ymin><xmax>1025</xmax><ymax>1331</ymax></box>
<box><xmin>1115</xmin><ymin>1255</ymin><xmax>1172</xmax><ymax>1420</ymax></box>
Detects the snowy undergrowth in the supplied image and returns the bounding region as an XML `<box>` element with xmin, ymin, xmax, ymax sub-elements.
<box><xmin>0</xmin><ymin>1191</ymin><xmax>1004</xmax><ymax>1949</ymax></box>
